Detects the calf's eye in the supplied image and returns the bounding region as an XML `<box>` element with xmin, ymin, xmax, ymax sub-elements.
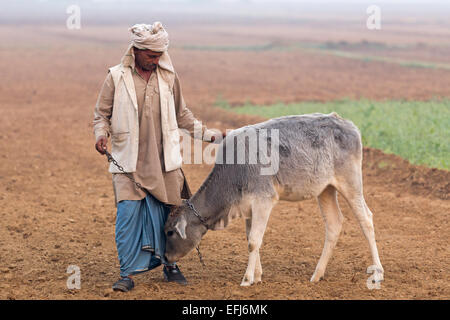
<box><xmin>167</xmin><ymin>230</ymin><xmax>174</xmax><ymax>237</ymax></box>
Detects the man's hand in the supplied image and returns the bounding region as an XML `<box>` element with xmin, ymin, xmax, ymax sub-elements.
<box><xmin>210</xmin><ymin>131</ymin><xmax>227</xmax><ymax>143</ymax></box>
<box><xmin>95</xmin><ymin>135</ymin><xmax>108</xmax><ymax>155</ymax></box>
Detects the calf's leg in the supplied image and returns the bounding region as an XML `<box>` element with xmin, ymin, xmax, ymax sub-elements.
<box><xmin>336</xmin><ymin>168</ymin><xmax>384</xmax><ymax>283</ymax></box>
<box><xmin>311</xmin><ymin>185</ymin><xmax>344</xmax><ymax>282</ymax></box>
<box><xmin>245</xmin><ymin>218</ymin><xmax>263</xmax><ymax>283</ymax></box>
<box><xmin>241</xmin><ymin>197</ymin><xmax>274</xmax><ymax>286</ymax></box>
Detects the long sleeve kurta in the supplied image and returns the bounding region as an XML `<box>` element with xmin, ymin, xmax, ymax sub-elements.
<box><xmin>94</xmin><ymin>66</ymin><xmax>209</xmax><ymax>206</ymax></box>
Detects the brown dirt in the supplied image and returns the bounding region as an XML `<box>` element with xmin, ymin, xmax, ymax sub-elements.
<box><xmin>0</xmin><ymin>23</ymin><xmax>449</xmax><ymax>300</ymax></box>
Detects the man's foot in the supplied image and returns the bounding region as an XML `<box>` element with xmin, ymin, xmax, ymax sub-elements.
<box><xmin>163</xmin><ymin>265</ymin><xmax>188</xmax><ymax>285</ymax></box>
<box><xmin>112</xmin><ymin>276</ymin><xmax>135</xmax><ymax>292</ymax></box>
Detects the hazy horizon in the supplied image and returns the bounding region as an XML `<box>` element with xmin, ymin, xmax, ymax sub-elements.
<box><xmin>2</xmin><ymin>0</ymin><xmax>449</xmax><ymax>25</ymax></box>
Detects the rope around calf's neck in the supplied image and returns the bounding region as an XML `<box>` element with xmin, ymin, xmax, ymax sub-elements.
<box><xmin>185</xmin><ymin>199</ymin><xmax>208</xmax><ymax>267</ymax></box>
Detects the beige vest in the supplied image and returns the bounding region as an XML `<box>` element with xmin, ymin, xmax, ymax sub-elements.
<box><xmin>108</xmin><ymin>64</ymin><xmax>182</xmax><ymax>173</ymax></box>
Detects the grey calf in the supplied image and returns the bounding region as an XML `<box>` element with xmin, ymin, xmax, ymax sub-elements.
<box><xmin>165</xmin><ymin>113</ymin><xmax>384</xmax><ymax>286</ymax></box>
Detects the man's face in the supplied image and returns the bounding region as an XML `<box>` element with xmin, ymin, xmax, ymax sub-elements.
<box><xmin>134</xmin><ymin>47</ymin><xmax>163</xmax><ymax>71</ymax></box>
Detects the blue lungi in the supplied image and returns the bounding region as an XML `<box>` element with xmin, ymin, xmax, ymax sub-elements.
<box><xmin>115</xmin><ymin>193</ymin><xmax>171</xmax><ymax>277</ymax></box>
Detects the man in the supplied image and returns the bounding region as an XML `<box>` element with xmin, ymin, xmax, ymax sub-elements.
<box><xmin>93</xmin><ymin>22</ymin><xmax>223</xmax><ymax>292</ymax></box>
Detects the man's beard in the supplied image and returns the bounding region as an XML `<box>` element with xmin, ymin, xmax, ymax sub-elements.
<box><xmin>142</xmin><ymin>64</ymin><xmax>157</xmax><ymax>71</ymax></box>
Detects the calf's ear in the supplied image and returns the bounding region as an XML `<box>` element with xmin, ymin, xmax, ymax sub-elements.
<box><xmin>174</xmin><ymin>215</ymin><xmax>187</xmax><ymax>239</ymax></box>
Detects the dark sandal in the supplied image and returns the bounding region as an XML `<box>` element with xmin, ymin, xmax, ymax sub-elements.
<box><xmin>163</xmin><ymin>265</ymin><xmax>188</xmax><ymax>285</ymax></box>
<box><xmin>112</xmin><ymin>276</ymin><xmax>135</xmax><ymax>292</ymax></box>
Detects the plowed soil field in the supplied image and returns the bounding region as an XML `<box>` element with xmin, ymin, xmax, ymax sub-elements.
<box><xmin>0</xmin><ymin>23</ymin><xmax>448</xmax><ymax>299</ymax></box>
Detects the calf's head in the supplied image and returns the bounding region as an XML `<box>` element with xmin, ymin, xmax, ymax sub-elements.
<box><xmin>164</xmin><ymin>202</ymin><xmax>207</xmax><ymax>263</ymax></box>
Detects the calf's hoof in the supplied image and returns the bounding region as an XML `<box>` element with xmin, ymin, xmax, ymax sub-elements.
<box><xmin>240</xmin><ymin>275</ymin><xmax>254</xmax><ymax>287</ymax></box>
<box><xmin>310</xmin><ymin>272</ymin><xmax>324</xmax><ymax>282</ymax></box>
<box><xmin>369</xmin><ymin>267</ymin><xmax>384</xmax><ymax>283</ymax></box>
<box><xmin>240</xmin><ymin>281</ymin><xmax>253</xmax><ymax>287</ymax></box>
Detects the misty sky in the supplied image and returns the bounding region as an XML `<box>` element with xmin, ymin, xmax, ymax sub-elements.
<box><xmin>1</xmin><ymin>0</ymin><xmax>449</xmax><ymax>25</ymax></box>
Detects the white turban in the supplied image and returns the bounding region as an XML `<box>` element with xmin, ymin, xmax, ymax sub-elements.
<box><xmin>129</xmin><ymin>22</ymin><xmax>169</xmax><ymax>52</ymax></box>
<box><xmin>121</xmin><ymin>22</ymin><xmax>175</xmax><ymax>87</ymax></box>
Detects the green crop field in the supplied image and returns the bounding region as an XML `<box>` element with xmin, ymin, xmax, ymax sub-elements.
<box><xmin>216</xmin><ymin>98</ymin><xmax>450</xmax><ymax>170</ymax></box>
